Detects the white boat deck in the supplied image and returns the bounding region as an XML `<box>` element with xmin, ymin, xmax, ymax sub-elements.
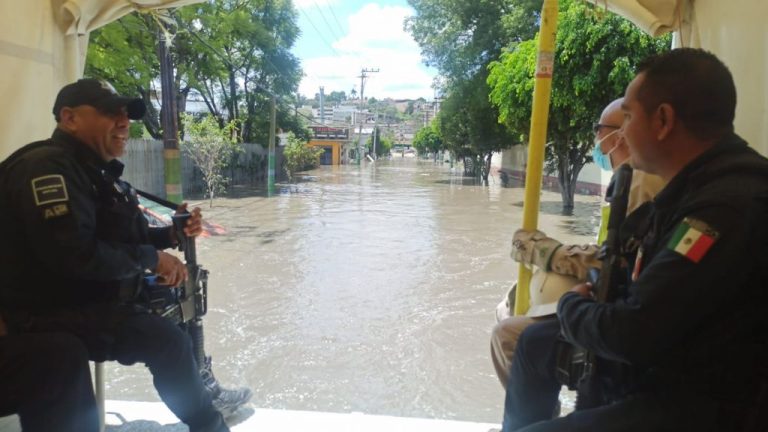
<box><xmin>0</xmin><ymin>400</ymin><xmax>500</xmax><ymax>431</ymax></box>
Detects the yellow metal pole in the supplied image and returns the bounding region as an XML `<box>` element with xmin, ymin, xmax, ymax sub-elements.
<box><xmin>514</xmin><ymin>0</ymin><xmax>559</xmax><ymax>316</ymax></box>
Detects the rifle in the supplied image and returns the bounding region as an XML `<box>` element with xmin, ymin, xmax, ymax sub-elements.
<box><xmin>555</xmin><ymin>163</ymin><xmax>633</xmax><ymax>409</ymax></box>
<box><xmin>136</xmin><ymin>189</ymin><xmax>209</xmax><ymax>370</ymax></box>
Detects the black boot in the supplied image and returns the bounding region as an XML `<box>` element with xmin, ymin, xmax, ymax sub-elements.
<box><xmin>200</xmin><ymin>356</ymin><xmax>253</xmax><ymax>418</ymax></box>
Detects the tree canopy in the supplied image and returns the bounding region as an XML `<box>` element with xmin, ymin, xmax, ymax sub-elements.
<box><xmin>406</xmin><ymin>0</ymin><xmax>540</xmax><ymax>182</ymax></box>
<box><xmin>438</xmin><ymin>71</ymin><xmax>517</xmax><ymax>181</ymax></box>
<box><xmin>412</xmin><ymin>120</ymin><xmax>443</xmax><ymax>157</ymax></box>
<box><xmin>405</xmin><ymin>0</ymin><xmax>540</xmax><ymax>85</ymax></box>
<box><xmin>85</xmin><ymin>0</ymin><xmax>305</xmax><ymax>145</ymax></box>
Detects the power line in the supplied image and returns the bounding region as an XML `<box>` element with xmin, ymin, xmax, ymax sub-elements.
<box><xmin>313</xmin><ymin>1</ymin><xmax>343</xmax><ymax>41</ymax></box>
<box><xmin>298</xmin><ymin>7</ymin><xmax>342</xmax><ymax>58</ymax></box>
<box><xmin>325</xmin><ymin>3</ymin><xmax>346</xmax><ymax>38</ymax></box>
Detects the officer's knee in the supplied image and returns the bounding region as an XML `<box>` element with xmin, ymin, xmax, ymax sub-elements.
<box><xmin>116</xmin><ymin>314</ymin><xmax>192</xmax><ymax>366</ymax></box>
<box><xmin>515</xmin><ymin>320</ymin><xmax>556</xmax><ymax>364</ymax></box>
<box><xmin>145</xmin><ymin>316</ymin><xmax>192</xmax><ymax>358</ymax></box>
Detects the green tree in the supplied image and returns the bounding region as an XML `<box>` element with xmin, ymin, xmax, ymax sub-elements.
<box><xmin>311</xmin><ymin>90</ymin><xmax>347</xmax><ymax>108</ymax></box>
<box><xmin>406</xmin><ymin>0</ymin><xmax>540</xmax><ymax>85</ymax></box>
<box><xmin>283</xmin><ymin>133</ymin><xmax>322</xmax><ymax>180</ymax></box>
<box><xmin>176</xmin><ymin>0</ymin><xmax>303</xmax><ymax>144</ymax></box>
<box><xmin>438</xmin><ymin>71</ymin><xmax>517</xmax><ymax>182</ymax></box>
<box><xmin>181</xmin><ymin>114</ymin><xmax>240</xmax><ymax>207</ymax></box>
<box><xmin>86</xmin><ymin>13</ymin><xmax>162</xmax><ymax>138</ymax></box>
<box><xmin>412</xmin><ymin>121</ymin><xmax>443</xmax><ymax>160</ymax></box>
<box><xmin>488</xmin><ymin>0</ymin><xmax>669</xmax><ymax>211</ymax></box>
<box><xmin>366</xmin><ymin>127</ymin><xmax>393</xmax><ymax>157</ymax></box>
<box><xmin>406</xmin><ymin>0</ymin><xmax>540</xmax><ymax>183</ymax></box>
<box><xmin>86</xmin><ymin>0</ymin><xmax>306</xmax><ymax>145</ymax></box>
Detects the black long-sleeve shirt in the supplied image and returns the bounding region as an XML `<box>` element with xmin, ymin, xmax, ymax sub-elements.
<box><xmin>558</xmin><ymin>134</ymin><xmax>768</xmax><ymax>395</ymax></box>
<box><xmin>0</xmin><ymin>129</ymin><xmax>172</xmax><ymax>309</ymax></box>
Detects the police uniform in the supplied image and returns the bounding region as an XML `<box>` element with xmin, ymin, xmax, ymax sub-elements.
<box><xmin>502</xmin><ymin>134</ymin><xmax>768</xmax><ymax>432</ymax></box>
<box><xmin>0</xmin><ymin>129</ymin><xmax>227</xmax><ymax>432</ymax></box>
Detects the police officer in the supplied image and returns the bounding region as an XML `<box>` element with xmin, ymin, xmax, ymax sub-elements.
<box><xmin>501</xmin><ymin>48</ymin><xmax>768</xmax><ymax>431</ymax></box>
<box><xmin>0</xmin><ymin>79</ymin><xmax>228</xmax><ymax>432</ymax></box>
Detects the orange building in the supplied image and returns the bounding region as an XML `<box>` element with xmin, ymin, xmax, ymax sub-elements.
<box><xmin>308</xmin><ymin>126</ymin><xmax>349</xmax><ymax>165</ymax></box>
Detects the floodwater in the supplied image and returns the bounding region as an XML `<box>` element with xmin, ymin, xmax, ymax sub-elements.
<box><xmin>106</xmin><ymin>157</ymin><xmax>601</xmax><ymax>424</ymax></box>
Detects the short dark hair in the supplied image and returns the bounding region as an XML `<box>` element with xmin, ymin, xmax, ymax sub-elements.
<box><xmin>636</xmin><ymin>48</ymin><xmax>736</xmax><ymax>140</ymax></box>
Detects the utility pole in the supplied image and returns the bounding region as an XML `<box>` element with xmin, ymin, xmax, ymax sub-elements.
<box><xmin>268</xmin><ymin>95</ymin><xmax>277</xmax><ymax>196</ymax></box>
<box><xmin>295</xmin><ymin>91</ymin><xmax>300</xmax><ymax>121</ymax></box>
<box><xmin>319</xmin><ymin>86</ymin><xmax>325</xmax><ymax>125</ymax></box>
<box><xmin>158</xmin><ymin>28</ymin><xmax>182</xmax><ymax>202</ymax></box>
<box><xmin>356</xmin><ymin>67</ymin><xmax>379</xmax><ymax>164</ymax></box>
<box><xmin>372</xmin><ymin>108</ymin><xmax>379</xmax><ymax>160</ymax></box>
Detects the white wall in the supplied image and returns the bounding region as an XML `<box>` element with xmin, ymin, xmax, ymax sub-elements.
<box><xmin>499</xmin><ymin>146</ymin><xmax>610</xmax><ymax>194</ymax></box>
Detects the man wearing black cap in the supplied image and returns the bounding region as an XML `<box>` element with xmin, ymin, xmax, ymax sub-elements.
<box><xmin>0</xmin><ymin>78</ymin><xmax>229</xmax><ymax>431</ymax></box>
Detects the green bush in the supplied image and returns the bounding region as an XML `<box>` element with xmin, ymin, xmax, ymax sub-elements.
<box><xmin>283</xmin><ymin>132</ymin><xmax>322</xmax><ymax>180</ymax></box>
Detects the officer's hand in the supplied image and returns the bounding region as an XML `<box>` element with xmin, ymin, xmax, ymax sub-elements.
<box><xmin>176</xmin><ymin>203</ymin><xmax>204</xmax><ymax>238</ymax></box>
<box><xmin>155</xmin><ymin>251</ymin><xmax>188</xmax><ymax>287</ymax></box>
<box><xmin>570</xmin><ymin>282</ymin><xmax>592</xmax><ymax>298</ymax></box>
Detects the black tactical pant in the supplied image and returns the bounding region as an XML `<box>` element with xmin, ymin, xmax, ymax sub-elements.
<box><xmin>502</xmin><ymin>318</ymin><xmax>728</xmax><ymax>432</ymax></box>
<box><xmin>9</xmin><ymin>304</ymin><xmax>226</xmax><ymax>432</ymax></box>
<box><xmin>0</xmin><ymin>332</ymin><xmax>99</xmax><ymax>432</ymax></box>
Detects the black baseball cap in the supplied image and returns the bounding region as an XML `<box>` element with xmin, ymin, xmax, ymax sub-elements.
<box><xmin>52</xmin><ymin>78</ymin><xmax>146</xmax><ymax>121</ymax></box>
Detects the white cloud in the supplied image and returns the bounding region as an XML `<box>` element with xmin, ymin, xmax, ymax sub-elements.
<box><xmin>298</xmin><ymin>3</ymin><xmax>436</xmax><ymax>100</ymax></box>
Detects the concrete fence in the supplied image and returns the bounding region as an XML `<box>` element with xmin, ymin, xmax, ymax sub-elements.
<box><xmin>120</xmin><ymin>139</ymin><xmax>285</xmax><ymax>198</ymax></box>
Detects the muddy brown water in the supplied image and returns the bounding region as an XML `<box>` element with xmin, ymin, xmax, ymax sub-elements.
<box><xmin>106</xmin><ymin>157</ymin><xmax>601</xmax><ymax>423</ymax></box>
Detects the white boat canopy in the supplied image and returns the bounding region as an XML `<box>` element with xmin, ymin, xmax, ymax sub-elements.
<box><xmin>596</xmin><ymin>0</ymin><xmax>768</xmax><ymax>156</ymax></box>
<box><xmin>0</xmin><ymin>0</ymin><xmax>201</xmax><ymax>160</ymax></box>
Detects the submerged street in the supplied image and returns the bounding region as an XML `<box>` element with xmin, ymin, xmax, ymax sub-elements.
<box><xmin>109</xmin><ymin>157</ymin><xmax>600</xmax><ymax>424</ymax></box>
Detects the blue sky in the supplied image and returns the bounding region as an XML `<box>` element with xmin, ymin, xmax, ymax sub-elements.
<box><xmin>292</xmin><ymin>0</ymin><xmax>438</xmax><ymax>100</ymax></box>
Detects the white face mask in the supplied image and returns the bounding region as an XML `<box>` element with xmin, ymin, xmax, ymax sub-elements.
<box><xmin>592</xmin><ymin>129</ymin><xmax>621</xmax><ymax>171</ymax></box>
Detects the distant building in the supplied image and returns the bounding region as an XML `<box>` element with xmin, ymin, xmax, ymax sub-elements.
<box><xmin>307</xmin><ymin>126</ymin><xmax>350</xmax><ymax>165</ymax></box>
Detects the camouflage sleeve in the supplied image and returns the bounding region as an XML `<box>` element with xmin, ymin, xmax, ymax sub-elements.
<box><xmin>512</xmin><ymin>229</ymin><xmax>598</xmax><ymax>280</ymax></box>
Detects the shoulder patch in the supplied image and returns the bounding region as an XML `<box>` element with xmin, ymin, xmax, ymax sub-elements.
<box><xmin>42</xmin><ymin>203</ymin><xmax>70</xmax><ymax>220</ymax></box>
<box><xmin>32</xmin><ymin>175</ymin><xmax>69</xmax><ymax>206</ymax></box>
<box><xmin>667</xmin><ymin>217</ymin><xmax>719</xmax><ymax>263</ymax></box>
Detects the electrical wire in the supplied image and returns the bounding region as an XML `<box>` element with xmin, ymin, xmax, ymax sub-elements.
<box><xmin>298</xmin><ymin>7</ymin><xmax>343</xmax><ymax>58</ymax></box>
<box><xmin>313</xmin><ymin>1</ymin><xmax>343</xmax><ymax>41</ymax></box>
<box><xmin>324</xmin><ymin>3</ymin><xmax>346</xmax><ymax>39</ymax></box>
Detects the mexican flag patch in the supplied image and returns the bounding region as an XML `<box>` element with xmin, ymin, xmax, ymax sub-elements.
<box><xmin>667</xmin><ymin>217</ymin><xmax>719</xmax><ymax>263</ymax></box>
